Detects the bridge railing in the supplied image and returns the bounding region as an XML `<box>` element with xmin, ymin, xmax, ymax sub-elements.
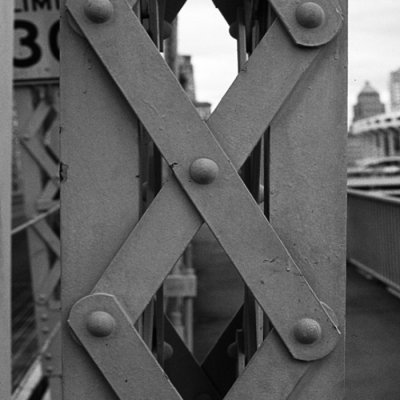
<box><xmin>347</xmin><ymin>189</ymin><xmax>400</xmax><ymax>295</ymax></box>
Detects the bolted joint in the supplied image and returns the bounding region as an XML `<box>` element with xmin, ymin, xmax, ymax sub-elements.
<box><xmin>293</xmin><ymin>318</ymin><xmax>322</xmax><ymax>345</ymax></box>
<box><xmin>269</xmin><ymin>0</ymin><xmax>343</xmax><ymax>47</ymax></box>
<box><xmin>84</xmin><ymin>0</ymin><xmax>114</xmax><ymax>23</ymax></box>
<box><xmin>45</xmin><ymin>365</ymin><xmax>54</xmax><ymax>374</ymax></box>
<box><xmin>86</xmin><ymin>311</ymin><xmax>115</xmax><ymax>337</ymax></box>
<box><xmin>37</xmin><ymin>293</ymin><xmax>47</xmax><ymax>304</ymax></box>
<box><xmin>296</xmin><ymin>2</ymin><xmax>326</xmax><ymax>29</ymax></box>
<box><xmin>190</xmin><ymin>158</ymin><xmax>219</xmax><ymax>185</ymax></box>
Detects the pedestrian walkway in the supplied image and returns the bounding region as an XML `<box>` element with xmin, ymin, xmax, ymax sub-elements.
<box><xmin>346</xmin><ymin>266</ymin><xmax>400</xmax><ymax>399</ymax></box>
<box><xmin>192</xmin><ymin>226</ymin><xmax>400</xmax><ymax>399</ymax></box>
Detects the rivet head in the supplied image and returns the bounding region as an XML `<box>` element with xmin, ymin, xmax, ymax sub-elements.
<box><xmin>84</xmin><ymin>0</ymin><xmax>114</xmax><ymax>23</ymax></box>
<box><xmin>86</xmin><ymin>311</ymin><xmax>115</xmax><ymax>337</ymax></box>
<box><xmin>226</xmin><ymin>342</ymin><xmax>238</xmax><ymax>358</ymax></box>
<box><xmin>229</xmin><ymin>21</ymin><xmax>238</xmax><ymax>39</ymax></box>
<box><xmin>296</xmin><ymin>2</ymin><xmax>325</xmax><ymax>29</ymax></box>
<box><xmin>46</xmin><ymin>366</ymin><xmax>54</xmax><ymax>373</ymax></box>
<box><xmin>163</xmin><ymin>342</ymin><xmax>174</xmax><ymax>361</ymax></box>
<box><xmin>293</xmin><ymin>318</ymin><xmax>322</xmax><ymax>344</ymax></box>
<box><xmin>162</xmin><ymin>22</ymin><xmax>172</xmax><ymax>39</ymax></box>
<box><xmin>190</xmin><ymin>158</ymin><xmax>219</xmax><ymax>184</ymax></box>
<box><xmin>41</xmin><ymin>313</ymin><xmax>49</xmax><ymax>321</ymax></box>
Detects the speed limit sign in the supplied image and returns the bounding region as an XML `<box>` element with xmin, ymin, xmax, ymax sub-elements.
<box><xmin>14</xmin><ymin>0</ymin><xmax>60</xmax><ymax>81</ymax></box>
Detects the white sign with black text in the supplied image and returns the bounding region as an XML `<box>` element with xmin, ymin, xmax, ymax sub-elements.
<box><xmin>14</xmin><ymin>0</ymin><xmax>60</xmax><ymax>81</ymax></box>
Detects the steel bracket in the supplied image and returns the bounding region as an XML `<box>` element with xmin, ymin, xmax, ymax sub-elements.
<box><xmin>68</xmin><ymin>293</ymin><xmax>182</xmax><ymax>399</ymax></box>
<box><xmin>269</xmin><ymin>0</ymin><xmax>344</xmax><ymax>47</ymax></box>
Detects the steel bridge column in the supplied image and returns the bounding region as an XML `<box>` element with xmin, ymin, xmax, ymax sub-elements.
<box><xmin>0</xmin><ymin>1</ymin><xmax>13</xmax><ymax>397</ymax></box>
<box><xmin>60</xmin><ymin>1</ymin><xmax>347</xmax><ymax>398</ymax></box>
<box><xmin>270</xmin><ymin>0</ymin><xmax>347</xmax><ymax>396</ymax></box>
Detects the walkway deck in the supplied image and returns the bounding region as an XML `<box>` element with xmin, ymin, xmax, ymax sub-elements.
<box><xmin>346</xmin><ymin>267</ymin><xmax>400</xmax><ymax>399</ymax></box>
<box><xmin>192</xmin><ymin>226</ymin><xmax>400</xmax><ymax>399</ymax></box>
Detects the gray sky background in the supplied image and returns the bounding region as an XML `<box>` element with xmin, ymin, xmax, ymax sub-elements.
<box><xmin>178</xmin><ymin>0</ymin><xmax>400</xmax><ymax>122</ymax></box>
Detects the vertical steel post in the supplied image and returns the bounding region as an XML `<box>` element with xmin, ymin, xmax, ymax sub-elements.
<box><xmin>269</xmin><ymin>0</ymin><xmax>347</xmax><ymax>397</ymax></box>
<box><xmin>60</xmin><ymin>0</ymin><xmax>347</xmax><ymax>397</ymax></box>
<box><xmin>0</xmin><ymin>1</ymin><xmax>13</xmax><ymax>397</ymax></box>
<box><xmin>60</xmin><ymin>2</ymin><xmax>141</xmax><ymax>398</ymax></box>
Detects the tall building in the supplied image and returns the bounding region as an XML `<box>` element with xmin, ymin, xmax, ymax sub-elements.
<box><xmin>178</xmin><ymin>55</ymin><xmax>211</xmax><ymax>120</ymax></box>
<box><xmin>390</xmin><ymin>68</ymin><xmax>400</xmax><ymax>112</ymax></box>
<box><xmin>164</xmin><ymin>19</ymin><xmax>211</xmax><ymax>120</ymax></box>
<box><xmin>353</xmin><ymin>81</ymin><xmax>385</xmax><ymax>122</ymax></box>
<box><xmin>178</xmin><ymin>55</ymin><xmax>196</xmax><ymax>102</ymax></box>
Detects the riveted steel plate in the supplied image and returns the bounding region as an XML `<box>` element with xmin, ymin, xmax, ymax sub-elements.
<box><xmin>68</xmin><ymin>293</ymin><xmax>182</xmax><ymax>399</ymax></box>
<box><xmin>269</xmin><ymin>0</ymin><xmax>343</xmax><ymax>46</ymax></box>
<box><xmin>67</xmin><ymin>0</ymin><xmax>340</xmax><ymax>361</ymax></box>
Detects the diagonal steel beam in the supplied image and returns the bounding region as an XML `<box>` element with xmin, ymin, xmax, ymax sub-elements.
<box><xmin>69</xmin><ymin>293</ymin><xmax>182</xmax><ymax>400</ymax></box>
<box><xmin>225</xmin><ymin>330</ymin><xmax>309</xmax><ymax>399</ymax></box>
<box><xmin>89</xmin><ymin>20</ymin><xmax>321</xmax><ymax>336</ymax></box>
<box><xmin>67</xmin><ymin>0</ymin><xmax>340</xmax><ymax>361</ymax></box>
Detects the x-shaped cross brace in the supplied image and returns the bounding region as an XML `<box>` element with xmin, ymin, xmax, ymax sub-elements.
<box><xmin>66</xmin><ymin>0</ymin><xmax>343</xmax><ymax>398</ymax></box>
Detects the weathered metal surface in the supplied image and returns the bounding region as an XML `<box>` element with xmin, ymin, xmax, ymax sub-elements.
<box><xmin>206</xmin><ymin>21</ymin><xmax>318</xmax><ymax>169</ymax></box>
<box><xmin>226</xmin><ymin>331</ymin><xmax>308</xmax><ymax>399</ymax></box>
<box><xmin>75</xmin><ymin>19</ymin><xmax>323</xmax><ymax>349</ymax></box>
<box><xmin>269</xmin><ymin>0</ymin><xmax>347</xmax><ymax>394</ymax></box>
<box><xmin>94</xmin><ymin>177</ymin><xmax>201</xmax><ymax>322</ymax></box>
<box><xmin>60</xmin><ymin>0</ymin><xmax>141</xmax><ymax>395</ymax></box>
<box><xmin>69</xmin><ymin>293</ymin><xmax>181</xmax><ymax>399</ymax></box>
<box><xmin>61</xmin><ymin>0</ymin><xmax>347</xmax><ymax>397</ymax></box>
<box><xmin>0</xmin><ymin>1</ymin><xmax>13</xmax><ymax>396</ymax></box>
<box><xmin>67</xmin><ymin>0</ymin><xmax>340</xmax><ymax>362</ymax></box>
<box><xmin>213</xmin><ymin>0</ymin><xmax>343</xmax><ymax>47</ymax></box>
<box><xmin>268</xmin><ymin>0</ymin><xmax>343</xmax><ymax>47</ymax></box>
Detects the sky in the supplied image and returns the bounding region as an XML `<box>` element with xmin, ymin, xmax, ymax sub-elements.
<box><xmin>177</xmin><ymin>0</ymin><xmax>400</xmax><ymax>121</ymax></box>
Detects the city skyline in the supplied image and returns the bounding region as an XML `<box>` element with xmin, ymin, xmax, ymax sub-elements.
<box><xmin>177</xmin><ymin>0</ymin><xmax>400</xmax><ymax>121</ymax></box>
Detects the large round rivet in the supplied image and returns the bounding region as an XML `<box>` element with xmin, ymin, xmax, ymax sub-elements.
<box><xmin>229</xmin><ymin>21</ymin><xmax>238</xmax><ymax>39</ymax></box>
<box><xmin>227</xmin><ymin>342</ymin><xmax>238</xmax><ymax>358</ymax></box>
<box><xmin>163</xmin><ymin>342</ymin><xmax>174</xmax><ymax>361</ymax></box>
<box><xmin>295</xmin><ymin>2</ymin><xmax>325</xmax><ymax>29</ymax></box>
<box><xmin>293</xmin><ymin>318</ymin><xmax>322</xmax><ymax>344</ymax></box>
<box><xmin>162</xmin><ymin>21</ymin><xmax>172</xmax><ymax>39</ymax></box>
<box><xmin>86</xmin><ymin>311</ymin><xmax>115</xmax><ymax>337</ymax></box>
<box><xmin>190</xmin><ymin>158</ymin><xmax>219</xmax><ymax>184</ymax></box>
<box><xmin>84</xmin><ymin>0</ymin><xmax>114</xmax><ymax>23</ymax></box>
